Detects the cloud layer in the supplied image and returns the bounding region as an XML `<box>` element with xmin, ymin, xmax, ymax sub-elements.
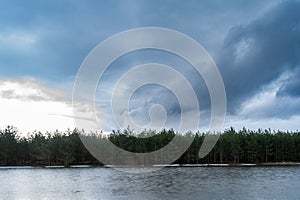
<box><xmin>219</xmin><ymin>1</ymin><xmax>300</xmax><ymax>114</ymax></box>
<box><xmin>1</xmin><ymin>0</ymin><xmax>300</xmax><ymax>132</ymax></box>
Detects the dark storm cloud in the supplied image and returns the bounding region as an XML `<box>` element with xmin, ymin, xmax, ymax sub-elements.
<box><xmin>2</xmin><ymin>0</ymin><xmax>299</xmax><ymax>130</ymax></box>
<box><xmin>0</xmin><ymin>0</ymin><xmax>144</xmax><ymax>80</ymax></box>
<box><xmin>95</xmin><ymin>0</ymin><xmax>300</xmax><ymax>128</ymax></box>
<box><xmin>0</xmin><ymin>0</ymin><xmax>275</xmax><ymax>81</ymax></box>
<box><xmin>217</xmin><ymin>0</ymin><xmax>300</xmax><ymax>114</ymax></box>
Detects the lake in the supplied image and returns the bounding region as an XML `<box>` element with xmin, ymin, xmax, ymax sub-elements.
<box><xmin>0</xmin><ymin>166</ymin><xmax>299</xmax><ymax>200</ymax></box>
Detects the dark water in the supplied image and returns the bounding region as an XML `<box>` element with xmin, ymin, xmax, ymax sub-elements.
<box><xmin>0</xmin><ymin>166</ymin><xmax>299</xmax><ymax>200</ymax></box>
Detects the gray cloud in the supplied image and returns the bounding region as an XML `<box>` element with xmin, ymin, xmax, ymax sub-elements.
<box><xmin>277</xmin><ymin>68</ymin><xmax>300</xmax><ymax>97</ymax></box>
<box><xmin>217</xmin><ymin>1</ymin><xmax>300</xmax><ymax>115</ymax></box>
<box><xmin>79</xmin><ymin>1</ymin><xmax>300</xmax><ymax>132</ymax></box>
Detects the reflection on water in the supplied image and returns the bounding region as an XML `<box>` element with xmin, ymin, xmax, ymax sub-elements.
<box><xmin>0</xmin><ymin>166</ymin><xmax>299</xmax><ymax>200</ymax></box>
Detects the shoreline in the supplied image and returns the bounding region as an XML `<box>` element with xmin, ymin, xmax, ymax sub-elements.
<box><xmin>1</xmin><ymin>162</ymin><xmax>300</xmax><ymax>169</ymax></box>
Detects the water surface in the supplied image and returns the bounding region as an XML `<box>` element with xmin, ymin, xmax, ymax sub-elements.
<box><xmin>0</xmin><ymin>166</ymin><xmax>299</xmax><ymax>200</ymax></box>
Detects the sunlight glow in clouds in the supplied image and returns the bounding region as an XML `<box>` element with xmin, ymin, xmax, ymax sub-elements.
<box><xmin>0</xmin><ymin>79</ymin><xmax>75</xmax><ymax>134</ymax></box>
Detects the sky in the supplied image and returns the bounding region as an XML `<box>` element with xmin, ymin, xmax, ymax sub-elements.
<box><xmin>0</xmin><ymin>0</ymin><xmax>300</xmax><ymax>134</ymax></box>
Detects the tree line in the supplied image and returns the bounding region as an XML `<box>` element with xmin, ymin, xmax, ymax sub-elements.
<box><xmin>0</xmin><ymin>126</ymin><xmax>300</xmax><ymax>166</ymax></box>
